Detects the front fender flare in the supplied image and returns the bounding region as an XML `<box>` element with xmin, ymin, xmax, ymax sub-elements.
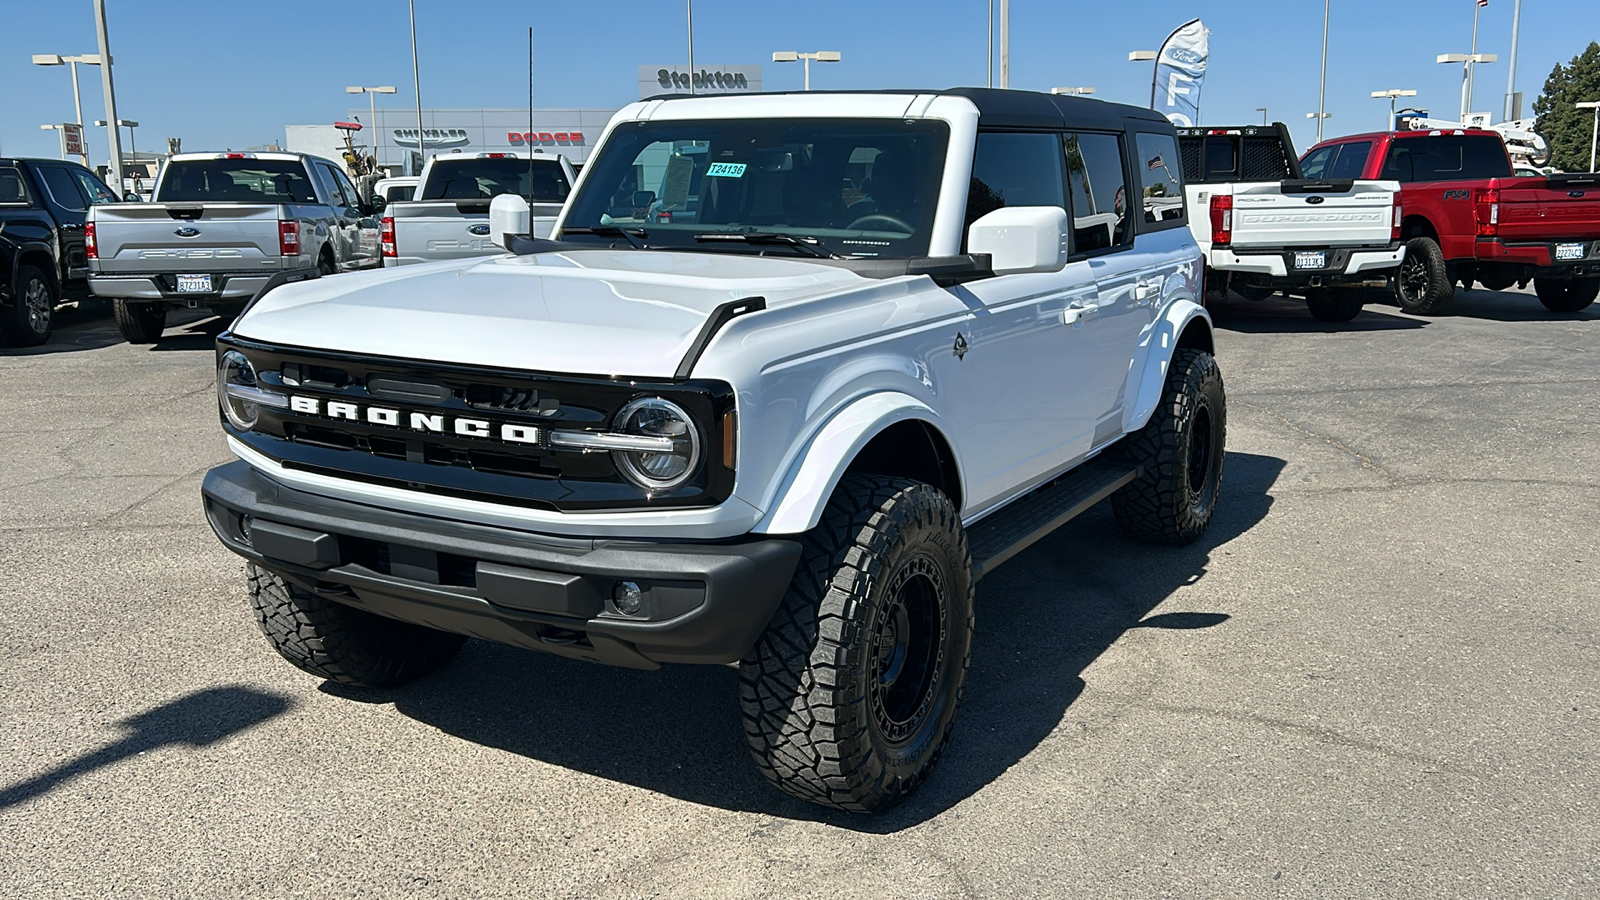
<box><xmin>1122</xmin><ymin>299</ymin><xmax>1212</xmax><ymax>435</ymax></box>
<box><xmin>752</xmin><ymin>392</ymin><xmax>961</xmax><ymax>535</ymax></box>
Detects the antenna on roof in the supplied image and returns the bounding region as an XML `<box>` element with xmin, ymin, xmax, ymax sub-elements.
<box><xmin>528</xmin><ymin>26</ymin><xmax>536</xmax><ymax>205</ymax></box>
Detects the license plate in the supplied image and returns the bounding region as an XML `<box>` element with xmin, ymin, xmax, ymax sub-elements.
<box><xmin>1294</xmin><ymin>251</ymin><xmax>1326</xmax><ymax>269</ymax></box>
<box><xmin>1555</xmin><ymin>242</ymin><xmax>1585</xmax><ymax>261</ymax></box>
<box><xmin>176</xmin><ymin>274</ymin><xmax>213</xmax><ymax>293</ymax></box>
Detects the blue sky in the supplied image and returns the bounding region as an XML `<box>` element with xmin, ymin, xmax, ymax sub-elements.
<box><xmin>2</xmin><ymin>0</ymin><xmax>1595</xmax><ymax>165</ymax></box>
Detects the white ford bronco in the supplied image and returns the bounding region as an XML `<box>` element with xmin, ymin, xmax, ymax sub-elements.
<box><xmin>201</xmin><ymin>89</ymin><xmax>1225</xmax><ymax>812</ymax></box>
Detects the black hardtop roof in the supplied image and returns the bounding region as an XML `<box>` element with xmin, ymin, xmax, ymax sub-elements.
<box><xmin>648</xmin><ymin>87</ymin><xmax>1174</xmax><ymax>131</ymax></box>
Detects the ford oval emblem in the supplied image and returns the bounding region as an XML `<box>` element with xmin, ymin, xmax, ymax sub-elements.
<box><xmin>1167</xmin><ymin>48</ymin><xmax>1204</xmax><ymax>65</ymax></box>
<box><xmin>173</xmin><ymin>226</ymin><xmax>201</xmax><ymax>238</ymax></box>
<box><xmin>1571</xmin><ymin>190</ymin><xmax>1588</xmax><ymax>198</ymax></box>
<box><xmin>468</xmin><ymin>223</ymin><xmax>491</xmax><ymax>236</ymax></box>
<box><xmin>1305</xmin><ymin>196</ymin><xmax>1325</xmax><ymax>205</ymax></box>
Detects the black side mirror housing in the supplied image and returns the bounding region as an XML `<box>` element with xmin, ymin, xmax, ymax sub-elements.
<box><xmin>366</xmin><ymin>195</ymin><xmax>387</xmax><ymax>215</ymax></box>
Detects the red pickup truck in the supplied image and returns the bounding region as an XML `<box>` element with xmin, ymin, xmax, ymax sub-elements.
<box><xmin>1301</xmin><ymin>129</ymin><xmax>1600</xmax><ymax>314</ymax></box>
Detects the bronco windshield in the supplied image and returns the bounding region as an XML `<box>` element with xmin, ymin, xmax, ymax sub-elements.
<box><xmin>561</xmin><ymin>118</ymin><xmax>950</xmax><ymax>258</ymax></box>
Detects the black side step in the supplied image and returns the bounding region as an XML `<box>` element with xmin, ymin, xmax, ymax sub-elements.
<box><xmin>967</xmin><ymin>458</ymin><xmax>1141</xmax><ymax>581</ymax></box>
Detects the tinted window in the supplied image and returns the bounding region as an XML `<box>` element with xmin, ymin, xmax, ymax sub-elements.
<box><xmin>1201</xmin><ymin>136</ymin><xmax>1236</xmax><ymax>180</ymax></box>
<box><xmin>966</xmin><ymin>132</ymin><xmax>1066</xmax><ymax>228</ymax></box>
<box><xmin>564</xmin><ymin>118</ymin><xmax>951</xmax><ymax>259</ymax></box>
<box><xmin>1327</xmin><ymin>142</ymin><xmax>1372</xmax><ymax>179</ymax></box>
<box><xmin>0</xmin><ymin>167</ymin><xmax>30</xmax><ymax>203</ymax></box>
<box><xmin>1135</xmin><ymin>132</ymin><xmax>1185</xmax><ymax>225</ymax></box>
<box><xmin>332</xmin><ymin>169</ymin><xmax>363</xmax><ymax>208</ymax></box>
<box><xmin>68</xmin><ymin>166</ymin><xmax>120</xmax><ymax>205</ymax></box>
<box><xmin>158</xmin><ymin>159</ymin><xmax>318</xmax><ymax>202</ymax></box>
<box><xmin>38</xmin><ymin>166</ymin><xmax>87</xmax><ymax>210</ymax></box>
<box><xmin>1300</xmin><ymin>145</ymin><xmax>1335</xmax><ymax>179</ymax></box>
<box><xmin>380</xmin><ymin>182</ymin><xmax>415</xmax><ymax>201</ymax></box>
<box><xmin>1065</xmin><ymin>132</ymin><xmax>1129</xmax><ymax>253</ymax></box>
<box><xmin>419</xmin><ymin>158</ymin><xmax>571</xmax><ymax>202</ymax></box>
<box><xmin>1383</xmin><ymin>135</ymin><xmax>1511</xmax><ymax>183</ymax></box>
<box><xmin>315</xmin><ymin>163</ymin><xmax>357</xmax><ymax>208</ymax></box>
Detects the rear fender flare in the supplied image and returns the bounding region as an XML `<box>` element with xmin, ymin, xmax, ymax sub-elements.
<box><xmin>1122</xmin><ymin>299</ymin><xmax>1213</xmax><ymax>434</ymax></box>
<box><xmin>752</xmin><ymin>392</ymin><xmax>962</xmax><ymax>535</ymax></box>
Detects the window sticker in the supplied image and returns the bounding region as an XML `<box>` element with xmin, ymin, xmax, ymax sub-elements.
<box><xmin>705</xmin><ymin>162</ymin><xmax>747</xmax><ymax>178</ymax></box>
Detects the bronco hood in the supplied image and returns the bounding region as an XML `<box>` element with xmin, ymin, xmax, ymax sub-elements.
<box><xmin>233</xmin><ymin>250</ymin><xmax>869</xmax><ymax>378</ymax></box>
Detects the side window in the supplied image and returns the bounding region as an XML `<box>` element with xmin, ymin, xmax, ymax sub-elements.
<box><xmin>1300</xmin><ymin>145</ymin><xmax>1335</xmax><ymax>179</ymax></box>
<box><xmin>1134</xmin><ymin>132</ymin><xmax>1186</xmax><ymax>227</ymax></box>
<box><xmin>1382</xmin><ymin>144</ymin><xmax>1414</xmax><ymax>182</ymax></box>
<box><xmin>1065</xmin><ymin>132</ymin><xmax>1130</xmax><ymax>254</ymax></box>
<box><xmin>1327</xmin><ymin>141</ymin><xmax>1372</xmax><ymax>179</ymax></box>
<box><xmin>965</xmin><ymin>132</ymin><xmax>1066</xmax><ymax>230</ymax></box>
<box><xmin>0</xmin><ymin>167</ymin><xmax>31</xmax><ymax>204</ymax></box>
<box><xmin>314</xmin><ymin>163</ymin><xmax>350</xmax><ymax>206</ymax></box>
<box><xmin>332</xmin><ymin>168</ymin><xmax>363</xmax><ymax>208</ymax></box>
<box><xmin>1461</xmin><ymin>136</ymin><xmax>1512</xmax><ymax>179</ymax></box>
<box><xmin>37</xmin><ymin>166</ymin><xmax>88</xmax><ymax>211</ymax></box>
<box><xmin>68</xmin><ymin>166</ymin><xmax>120</xmax><ymax>205</ymax></box>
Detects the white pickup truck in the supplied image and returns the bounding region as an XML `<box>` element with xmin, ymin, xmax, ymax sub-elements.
<box><xmin>1176</xmin><ymin>125</ymin><xmax>1403</xmax><ymax>322</ymax></box>
<box><xmin>381</xmin><ymin>153</ymin><xmax>573</xmax><ymax>266</ymax></box>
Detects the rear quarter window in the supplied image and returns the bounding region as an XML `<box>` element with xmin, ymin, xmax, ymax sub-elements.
<box><xmin>0</xmin><ymin>167</ymin><xmax>33</xmax><ymax>204</ymax></box>
<box><xmin>1134</xmin><ymin>132</ymin><xmax>1186</xmax><ymax>229</ymax></box>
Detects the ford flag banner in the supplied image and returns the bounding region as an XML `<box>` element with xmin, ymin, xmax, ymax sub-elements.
<box><xmin>1150</xmin><ymin>19</ymin><xmax>1210</xmax><ymax>127</ymax></box>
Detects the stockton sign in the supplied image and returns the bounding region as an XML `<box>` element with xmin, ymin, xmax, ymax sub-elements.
<box><xmin>639</xmin><ymin>64</ymin><xmax>762</xmax><ymax>99</ymax></box>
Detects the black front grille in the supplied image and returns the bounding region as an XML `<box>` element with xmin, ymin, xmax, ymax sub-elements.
<box><xmin>221</xmin><ymin>337</ymin><xmax>735</xmax><ymax>511</ymax></box>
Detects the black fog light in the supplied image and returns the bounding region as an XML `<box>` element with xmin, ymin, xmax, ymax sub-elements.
<box><xmin>612</xmin><ymin>581</ymin><xmax>644</xmax><ymax>615</ymax></box>
<box><xmin>238</xmin><ymin>514</ymin><xmax>253</xmax><ymax>544</ymax></box>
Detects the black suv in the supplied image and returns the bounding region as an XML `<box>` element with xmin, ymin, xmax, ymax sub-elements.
<box><xmin>0</xmin><ymin>158</ymin><xmax>124</xmax><ymax>346</ymax></box>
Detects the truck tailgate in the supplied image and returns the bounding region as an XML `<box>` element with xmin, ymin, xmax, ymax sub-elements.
<box><xmin>1228</xmin><ymin>180</ymin><xmax>1397</xmax><ymax>249</ymax></box>
<box><xmin>1495</xmin><ymin>175</ymin><xmax>1600</xmax><ymax>242</ymax></box>
<box><xmin>387</xmin><ymin>200</ymin><xmax>563</xmax><ymax>264</ymax></box>
<box><xmin>90</xmin><ymin>203</ymin><xmax>285</xmax><ymax>275</ymax></box>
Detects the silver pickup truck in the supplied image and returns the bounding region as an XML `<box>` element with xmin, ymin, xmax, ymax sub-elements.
<box><xmin>88</xmin><ymin>152</ymin><xmax>385</xmax><ymax>343</ymax></box>
<box><xmin>382</xmin><ymin>153</ymin><xmax>572</xmax><ymax>267</ymax></box>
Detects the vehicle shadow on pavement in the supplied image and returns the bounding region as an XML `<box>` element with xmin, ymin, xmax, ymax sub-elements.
<box><xmin>0</xmin><ymin>307</ymin><xmax>223</xmax><ymax>356</ymax></box>
<box><xmin>1207</xmin><ymin>293</ymin><xmax>1425</xmax><ymax>334</ymax></box>
<box><xmin>1436</xmin><ymin>288</ymin><xmax>1600</xmax><ymax>323</ymax></box>
<box><xmin>329</xmin><ymin>451</ymin><xmax>1283</xmax><ymax>831</ymax></box>
<box><xmin>0</xmin><ymin>686</ymin><xmax>292</xmax><ymax>810</ymax></box>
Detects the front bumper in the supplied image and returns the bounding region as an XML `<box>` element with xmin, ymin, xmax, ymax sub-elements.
<box><xmin>88</xmin><ymin>268</ymin><xmax>315</xmax><ymax>302</ymax></box>
<box><xmin>1476</xmin><ymin>238</ymin><xmax>1600</xmax><ymax>276</ymax></box>
<box><xmin>202</xmin><ymin>461</ymin><xmax>802</xmax><ymax>669</ymax></box>
<box><xmin>1210</xmin><ymin>242</ymin><xmax>1405</xmax><ymax>284</ymax></box>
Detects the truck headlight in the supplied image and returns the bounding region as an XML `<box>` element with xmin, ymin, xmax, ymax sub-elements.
<box><xmin>217</xmin><ymin>349</ymin><xmax>286</xmax><ymax>432</ymax></box>
<box><xmin>611</xmin><ymin>397</ymin><xmax>701</xmax><ymax>492</ymax></box>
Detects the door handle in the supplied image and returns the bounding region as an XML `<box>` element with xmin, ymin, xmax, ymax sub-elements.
<box><xmin>1062</xmin><ymin>302</ymin><xmax>1100</xmax><ymax>327</ymax></box>
<box><xmin>1134</xmin><ymin>279</ymin><xmax>1162</xmax><ymax>303</ymax></box>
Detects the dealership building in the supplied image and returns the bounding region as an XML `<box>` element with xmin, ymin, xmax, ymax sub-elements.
<box><xmin>290</xmin><ymin>65</ymin><xmax>764</xmax><ymax>174</ymax></box>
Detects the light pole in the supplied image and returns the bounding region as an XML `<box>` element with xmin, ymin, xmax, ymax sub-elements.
<box><xmin>1050</xmin><ymin>87</ymin><xmax>1095</xmax><ymax>96</ymax></box>
<box><xmin>38</xmin><ymin>124</ymin><xmax>73</xmax><ymax>161</ymax></box>
<box><xmin>1438</xmin><ymin>53</ymin><xmax>1496</xmax><ymax>121</ymax></box>
<box><xmin>1128</xmin><ymin>50</ymin><xmax>1157</xmax><ymax>107</ymax></box>
<box><xmin>1307</xmin><ymin>111</ymin><xmax>1332</xmax><ymax>143</ymax></box>
<box><xmin>1371</xmin><ymin>89</ymin><xmax>1417</xmax><ymax>129</ymax></box>
<box><xmin>1505</xmin><ymin>0</ymin><xmax>1523</xmax><ymax>119</ymax></box>
<box><xmin>987</xmin><ymin>0</ymin><xmax>992</xmax><ymax>88</ymax></box>
<box><xmin>1256</xmin><ymin>107</ymin><xmax>1268</xmax><ymax>125</ymax></box>
<box><xmin>91</xmin><ymin>0</ymin><xmax>123</xmax><ymax>188</ymax></box>
<box><xmin>771</xmin><ymin>52</ymin><xmax>841</xmax><ymax>91</ymax></box>
<box><xmin>346</xmin><ymin>86</ymin><xmax>396</xmax><ymax>163</ymax></box>
<box><xmin>31</xmin><ymin>53</ymin><xmax>102</xmax><ymax>167</ymax></box>
<box><xmin>1316</xmin><ymin>0</ymin><xmax>1330</xmax><ymax>141</ymax></box>
<box><xmin>1000</xmin><ymin>0</ymin><xmax>1009</xmax><ymax>88</ymax></box>
<box><xmin>1578</xmin><ymin>100</ymin><xmax>1600</xmax><ymax>173</ymax></box>
<box><xmin>95</xmin><ymin>118</ymin><xmax>139</xmax><ymax>194</ymax></box>
<box><xmin>408</xmin><ymin>0</ymin><xmax>425</xmax><ymax>173</ymax></box>
<box><xmin>686</xmin><ymin>0</ymin><xmax>695</xmax><ymax>95</ymax></box>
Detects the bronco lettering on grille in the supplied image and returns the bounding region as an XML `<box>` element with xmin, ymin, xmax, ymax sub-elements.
<box><xmin>288</xmin><ymin>396</ymin><xmax>540</xmax><ymax>445</ymax></box>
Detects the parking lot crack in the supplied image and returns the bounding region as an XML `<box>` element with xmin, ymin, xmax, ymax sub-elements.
<box><xmin>1237</xmin><ymin>399</ymin><xmax>1395</xmax><ymax>479</ymax></box>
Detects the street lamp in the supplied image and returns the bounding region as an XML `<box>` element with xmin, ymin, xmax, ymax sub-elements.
<box><xmin>1307</xmin><ymin>111</ymin><xmax>1332</xmax><ymax>142</ymax></box>
<box><xmin>1437</xmin><ymin>53</ymin><xmax>1496</xmax><ymax>121</ymax></box>
<box><xmin>1050</xmin><ymin>87</ymin><xmax>1095</xmax><ymax>96</ymax></box>
<box><xmin>38</xmin><ymin>124</ymin><xmax>76</xmax><ymax>161</ymax></box>
<box><xmin>1371</xmin><ymin>89</ymin><xmax>1418</xmax><ymax>129</ymax></box>
<box><xmin>1128</xmin><ymin>51</ymin><xmax>1157</xmax><ymax>107</ymax></box>
<box><xmin>95</xmin><ymin>118</ymin><xmax>139</xmax><ymax>194</ymax></box>
<box><xmin>346</xmin><ymin>86</ymin><xmax>397</xmax><ymax>162</ymax></box>
<box><xmin>31</xmin><ymin>53</ymin><xmax>102</xmax><ymax>167</ymax></box>
<box><xmin>1256</xmin><ymin>107</ymin><xmax>1268</xmax><ymax>125</ymax></box>
<box><xmin>1578</xmin><ymin>100</ymin><xmax>1600</xmax><ymax>173</ymax></box>
<box><xmin>771</xmin><ymin>51</ymin><xmax>841</xmax><ymax>91</ymax></box>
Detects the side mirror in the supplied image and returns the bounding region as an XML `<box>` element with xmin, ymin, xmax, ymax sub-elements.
<box><xmin>489</xmin><ymin>194</ymin><xmax>531</xmax><ymax>249</ymax></box>
<box><xmin>123</xmin><ymin>191</ymin><xmax>141</xmax><ymax>202</ymax></box>
<box><xmin>966</xmin><ymin>206</ymin><xmax>1069</xmax><ymax>274</ymax></box>
<box><xmin>366</xmin><ymin>194</ymin><xmax>388</xmax><ymax>215</ymax></box>
<box><xmin>632</xmin><ymin>190</ymin><xmax>656</xmax><ymax>209</ymax></box>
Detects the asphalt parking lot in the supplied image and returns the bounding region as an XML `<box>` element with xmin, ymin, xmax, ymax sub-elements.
<box><xmin>2</xmin><ymin>290</ymin><xmax>1597</xmax><ymax>898</ymax></box>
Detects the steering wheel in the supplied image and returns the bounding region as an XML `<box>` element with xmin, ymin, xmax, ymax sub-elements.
<box><xmin>846</xmin><ymin>214</ymin><xmax>914</xmax><ymax>233</ymax></box>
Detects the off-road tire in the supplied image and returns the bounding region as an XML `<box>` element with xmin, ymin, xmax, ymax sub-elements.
<box><xmin>1395</xmin><ymin>236</ymin><xmax>1454</xmax><ymax>315</ymax></box>
<box><xmin>1533</xmin><ymin>276</ymin><xmax>1599</xmax><ymax>313</ymax></box>
<box><xmin>114</xmin><ymin>300</ymin><xmax>167</xmax><ymax>344</ymax></box>
<box><xmin>4</xmin><ymin>263</ymin><xmax>56</xmax><ymax>347</ymax></box>
<box><xmin>1305</xmin><ymin>287</ymin><xmax>1365</xmax><ymax>323</ymax></box>
<box><xmin>318</xmin><ymin>254</ymin><xmax>336</xmax><ymax>278</ymax></box>
<box><xmin>740</xmin><ymin>475</ymin><xmax>974</xmax><ymax>813</ymax></box>
<box><xmin>246</xmin><ymin>564</ymin><xmax>466</xmax><ymax>687</ymax></box>
<box><xmin>1113</xmin><ymin>348</ymin><xmax>1226</xmax><ymax>545</ymax></box>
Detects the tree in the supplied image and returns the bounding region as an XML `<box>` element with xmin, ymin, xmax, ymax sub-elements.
<box><xmin>1533</xmin><ymin>41</ymin><xmax>1600</xmax><ymax>172</ymax></box>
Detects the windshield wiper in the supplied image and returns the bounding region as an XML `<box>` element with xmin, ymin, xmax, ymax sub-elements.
<box><xmin>693</xmin><ymin>231</ymin><xmax>842</xmax><ymax>259</ymax></box>
<box><xmin>562</xmin><ymin>225</ymin><xmax>648</xmax><ymax>250</ymax></box>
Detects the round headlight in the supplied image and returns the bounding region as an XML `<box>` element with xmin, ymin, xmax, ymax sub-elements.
<box><xmin>218</xmin><ymin>349</ymin><xmax>261</xmax><ymax>431</ymax></box>
<box><xmin>611</xmin><ymin>397</ymin><xmax>701</xmax><ymax>492</ymax></box>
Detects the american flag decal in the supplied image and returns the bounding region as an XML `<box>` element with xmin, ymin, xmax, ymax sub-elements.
<box><xmin>1147</xmin><ymin>154</ymin><xmax>1165</xmax><ymax>171</ymax></box>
